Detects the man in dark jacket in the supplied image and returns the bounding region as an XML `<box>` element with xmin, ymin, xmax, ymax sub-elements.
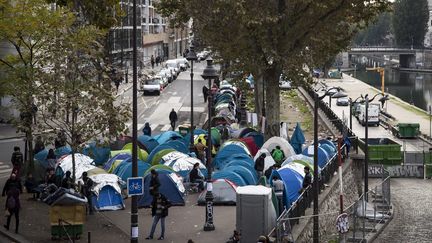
<box><xmin>189</xmin><ymin>163</ymin><xmax>204</xmax><ymax>191</ymax></box>
<box><xmin>61</xmin><ymin>171</ymin><xmax>74</xmax><ymax>190</ymax></box>
<box><xmin>80</xmin><ymin>172</ymin><xmax>94</xmax><ymax>214</ymax></box>
<box><xmin>11</xmin><ymin>147</ymin><xmax>23</xmax><ymax>176</ymax></box>
<box><xmin>149</xmin><ymin>169</ymin><xmax>161</xmax><ymax>197</ymax></box>
<box><xmin>142</xmin><ymin>122</ymin><xmax>152</xmax><ymax>136</ymax></box>
<box><xmin>254</xmin><ymin>153</ymin><xmax>266</xmax><ymax>177</ymax></box>
<box><xmin>169</xmin><ymin>109</ymin><xmax>178</xmax><ymax>131</ymax></box>
<box><xmin>146</xmin><ymin>192</ymin><xmax>171</xmax><ymax>240</ymax></box>
<box><xmin>2</xmin><ymin>173</ymin><xmax>22</xmax><ymax>234</ymax></box>
<box><xmin>202</xmin><ymin>85</ymin><xmax>209</xmax><ymax>102</ymax></box>
<box><xmin>301</xmin><ymin>166</ymin><xmax>312</xmax><ymax>194</ymax></box>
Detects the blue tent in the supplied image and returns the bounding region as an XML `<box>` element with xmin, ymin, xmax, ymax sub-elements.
<box><xmin>91</xmin><ymin>185</ymin><xmax>124</xmax><ymax>211</ymax></box>
<box><xmin>35</xmin><ymin>149</ymin><xmax>49</xmax><ymax>168</ymax></box>
<box><xmin>290</xmin><ymin>123</ymin><xmax>306</xmax><ymax>154</ymax></box>
<box><xmin>281</xmin><ymin>154</ymin><xmax>316</xmax><ymax>169</ymax></box>
<box><xmin>164</xmin><ymin>140</ymin><xmax>188</xmax><ymax>154</ymax></box>
<box><xmin>302</xmin><ymin>146</ymin><xmax>330</xmax><ymax>168</ymax></box>
<box><xmin>138</xmin><ymin>172</ymin><xmax>185</xmax><ymax>207</ymax></box>
<box><xmin>82</xmin><ymin>142</ymin><xmax>111</xmax><ymax>166</ymax></box>
<box><xmin>146</xmin><ymin>144</ymin><xmax>179</xmax><ymax>165</ymax></box>
<box><xmin>270</xmin><ymin>167</ymin><xmax>304</xmax><ymax>206</ymax></box>
<box><xmin>112</xmin><ymin>157</ymin><xmax>133</xmax><ymax>175</ymax></box>
<box><xmin>103</xmin><ymin>153</ymin><xmax>131</xmax><ymax>171</ymax></box>
<box><xmin>115</xmin><ymin>160</ymin><xmax>151</xmax><ymax>183</ymax></box>
<box><xmin>138</xmin><ymin>135</ymin><xmax>159</xmax><ymax>153</ymax></box>
<box><xmin>153</xmin><ymin>131</ymin><xmax>184</xmax><ymax>145</ymax></box>
<box><xmin>320</xmin><ymin>144</ymin><xmax>336</xmax><ymax>158</ymax></box>
<box><xmin>55</xmin><ymin>146</ymin><xmax>72</xmax><ymax>158</ymax></box>
<box><xmin>318</xmin><ymin>139</ymin><xmax>336</xmax><ymax>149</ymax></box>
<box><xmin>213</xmin><ymin>170</ymin><xmax>247</xmax><ymax>187</ymax></box>
<box><xmin>223</xmin><ymin>164</ymin><xmax>257</xmax><ymax>185</ymax></box>
<box><xmin>213</xmin><ymin>144</ymin><xmax>250</xmax><ymax>170</ymax></box>
<box><xmin>224</xmin><ymin>160</ymin><xmax>255</xmax><ymax>174</ymax></box>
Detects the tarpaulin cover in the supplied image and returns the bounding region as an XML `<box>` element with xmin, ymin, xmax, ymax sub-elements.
<box><xmin>197</xmin><ymin>179</ymin><xmax>237</xmax><ymax>205</ymax></box>
<box><xmin>290</xmin><ymin>123</ymin><xmax>305</xmax><ymax>154</ymax></box>
<box><xmin>213</xmin><ymin>144</ymin><xmax>251</xmax><ymax>170</ymax></box>
<box><xmin>89</xmin><ymin>174</ymin><xmax>123</xmax><ymax>196</ymax></box>
<box><xmin>138</xmin><ymin>135</ymin><xmax>159</xmax><ymax>153</ymax></box>
<box><xmin>57</xmin><ymin>154</ymin><xmax>95</xmax><ymax>182</ymax></box>
<box><xmin>104</xmin><ymin>153</ymin><xmax>131</xmax><ymax>171</ymax></box>
<box><xmin>262</xmin><ymin>137</ymin><xmax>295</xmax><ymax>159</ymax></box>
<box><xmin>160</xmin><ymin>151</ymin><xmax>188</xmax><ymax>163</ymax></box>
<box><xmin>82</xmin><ymin>142</ymin><xmax>111</xmax><ymax>166</ymax></box>
<box><xmin>302</xmin><ymin>146</ymin><xmax>330</xmax><ymax>168</ymax></box>
<box><xmin>138</xmin><ymin>172</ymin><xmax>185</xmax><ymax>207</ymax></box>
<box><xmin>213</xmin><ymin>170</ymin><xmax>247</xmax><ymax>187</ymax></box>
<box><xmin>164</xmin><ymin>156</ymin><xmax>207</xmax><ymax>178</ymax></box>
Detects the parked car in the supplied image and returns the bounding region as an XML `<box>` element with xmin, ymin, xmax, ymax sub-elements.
<box><xmin>336</xmin><ymin>97</ymin><xmax>349</xmax><ymax>106</ymax></box>
<box><xmin>158</xmin><ymin>69</ymin><xmax>173</xmax><ymax>83</ymax></box>
<box><xmin>279</xmin><ymin>75</ymin><xmax>291</xmax><ymax>90</ymax></box>
<box><xmin>156</xmin><ymin>75</ymin><xmax>168</xmax><ymax>88</ymax></box>
<box><xmin>197</xmin><ymin>51</ymin><xmax>210</xmax><ymax>61</ymax></box>
<box><xmin>176</xmin><ymin>58</ymin><xmax>189</xmax><ymax>71</ymax></box>
<box><xmin>166</xmin><ymin>60</ymin><xmax>180</xmax><ymax>75</ymax></box>
<box><xmin>141</xmin><ymin>77</ymin><xmax>163</xmax><ymax>95</ymax></box>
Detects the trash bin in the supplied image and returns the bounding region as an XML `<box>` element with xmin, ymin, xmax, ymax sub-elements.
<box><xmin>397</xmin><ymin>123</ymin><xmax>420</xmax><ymax>138</ymax></box>
<box><xmin>50</xmin><ymin>205</ymin><xmax>85</xmax><ymax>240</ymax></box>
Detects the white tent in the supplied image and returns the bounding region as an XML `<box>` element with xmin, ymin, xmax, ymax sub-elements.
<box><xmin>57</xmin><ymin>154</ymin><xmax>96</xmax><ymax>182</ymax></box>
<box><xmin>262</xmin><ymin>136</ymin><xmax>296</xmax><ymax>159</ymax></box>
<box><xmin>254</xmin><ymin>148</ymin><xmax>276</xmax><ymax>171</ymax></box>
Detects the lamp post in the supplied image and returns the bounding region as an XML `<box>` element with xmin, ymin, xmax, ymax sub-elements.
<box><xmin>313</xmin><ymin>87</ymin><xmax>347</xmax><ymax>243</ymax></box>
<box><xmin>186</xmin><ymin>43</ymin><xmax>198</xmax><ymax>152</ymax></box>
<box><xmin>131</xmin><ymin>0</ymin><xmax>138</xmax><ymax>242</ymax></box>
<box><xmin>349</xmin><ymin>96</ymin><xmax>363</xmax><ymax>131</ymax></box>
<box><xmin>362</xmin><ymin>93</ymin><xmax>389</xmax><ymax>201</ymax></box>
<box><xmin>201</xmin><ymin>58</ymin><xmax>218</xmax><ymax>232</ymax></box>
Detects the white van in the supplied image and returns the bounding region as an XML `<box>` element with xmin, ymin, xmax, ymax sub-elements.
<box><xmin>358</xmin><ymin>103</ymin><xmax>380</xmax><ymax>126</ymax></box>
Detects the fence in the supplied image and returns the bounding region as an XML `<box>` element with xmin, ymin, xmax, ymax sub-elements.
<box><xmin>268</xmin><ymin>147</ymin><xmax>344</xmax><ymax>242</ymax></box>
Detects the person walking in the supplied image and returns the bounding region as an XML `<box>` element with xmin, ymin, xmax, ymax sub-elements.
<box><xmin>145</xmin><ymin>192</ymin><xmax>171</xmax><ymax>240</ymax></box>
<box><xmin>10</xmin><ymin>147</ymin><xmax>23</xmax><ymax>176</ymax></box>
<box><xmin>156</xmin><ymin>56</ymin><xmax>161</xmax><ymax>66</ymax></box>
<box><xmin>151</xmin><ymin>55</ymin><xmax>155</xmax><ymax>69</ymax></box>
<box><xmin>142</xmin><ymin>122</ymin><xmax>152</xmax><ymax>136</ymax></box>
<box><xmin>149</xmin><ymin>169</ymin><xmax>161</xmax><ymax>197</ymax></box>
<box><xmin>202</xmin><ymin>85</ymin><xmax>209</xmax><ymax>103</ymax></box>
<box><xmin>80</xmin><ymin>172</ymin><xmax>94</xmax><ymax>215</ymax></box>
<box><xmin>169</xmin><ymin>109</ymin><xmax>178</xmax><ymax>131</ymax></box>
<box><xmin>254</xmin><ymin>153</ymin><xmax>266</xmax><ymax>178</ymax></box>
<box><xmin>2</xmin><ymin>173</ymin><xmax>22</xmax><ymax>234</ymax></box>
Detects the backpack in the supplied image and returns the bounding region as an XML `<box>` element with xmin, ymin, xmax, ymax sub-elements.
<box><xmin>7</xmin><ymin>196</ymin><xmax>16</xmax><ymax>210</ymax></box>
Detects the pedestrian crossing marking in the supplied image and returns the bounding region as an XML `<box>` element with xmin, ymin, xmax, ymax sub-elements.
<box><xmin>160</xmin><ymin>124</ymin><xmax>172</xmax><ymax>132</ymax></box>
<box><xmin>150</xmin><ymin>123</ymin><xmax>158</xmax><ymax>130</ymax></box>
<box><xmin>167</xmin><ymin>96</ymin><xmax>181</xmax><ymax>104</ymax></box>
<box><xmin>0</xmin><ymin>165</ymin><xmax>9</xmax><ymax>169</ymax></box>
<box><xmin>179</xmin><ymin>107</ymin><xmax>205</xmax><ymax>112</ymax></box>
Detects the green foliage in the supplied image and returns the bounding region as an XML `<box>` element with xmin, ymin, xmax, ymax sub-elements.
<box><xmin>354</xmin><ymin>12</ymin><xmax>393</xmax><ymax>46</ymax></box>
<box><xmin>393</xmin><ymin>0</ymin><xmax>429</xmax><ymax>47</ymax></box>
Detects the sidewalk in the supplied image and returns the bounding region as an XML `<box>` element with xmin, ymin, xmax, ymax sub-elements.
<box><xmin>0</xmin><ymin>192</ymin><xmax>129</xmax><ymax>243</ymax></box>
<box><xmin>324</xmin><ymin>74</ymin><xmax>432</xmax><ymax>137</ymax></box>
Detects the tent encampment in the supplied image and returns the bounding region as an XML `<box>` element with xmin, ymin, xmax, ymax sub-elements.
<box><xmin>240</xmin><ymin>137</ymin><xmax>259</xmax><ymax>156</ymax></box>
<box><xmin>138</xmin><ymin>171</ymin><xmax>185</xmax><ymax>207</ymax></box>
<box><xmin>213</xmin><ymin>170</ymin><xmax>247</xmax><ymax>187</ymax></box>
<box><xmin>223</xmin><ymin>164</ymin><xmax>257</xmax><ymax>185</ymax></box>
<box><xmin>89</xmin><ymin>174</ymin><xmax>124</xmax><ymax>211</ymax></box>
<box><xmin>56</xmin><ymin>154</ymin><xmax>95</xmax><ymax>181</ymax></box>
<box><xmin>153</xmin><ymin>131</ymin><xmax>185</xmax><ymax>145</ymax></box>
<box><xmin>213</xmin><ymin>144</ymin><xmax>251</xmax><ymax>170</ymax></box>
<box><xmin>82</xmin><ymin>142</ymin><xmax>111</xmax><ymax>166</ymax></box>
<box><xmin>138</xmin><ymin>135</ymin><xmax>159</xmax><ymax>153</ymax></box>
<box><xmin>104</xmin><ymin>153</ymin><xmax>131</xmax><ymax>172</ymax></box>
<box><xmin>302</xmin><ymin>146</ymin><xmax>330</xmax><ymax>168</ymax></box>
<box><xmin>114</xmin><ymin>159</ymin><xmax>151</xmax><ymax>183</ymax></box>
<box><xmin>197</xmin><ymin>179</ymin><xmax>237</xmax><ymax>205</ymax></box>
<box><xmin>163</xmin><ymin>155</ymin><xmax>207</xmax><ymax>178</ymax></box>
<box><xmin>254</xmin><ymin>148</ymin><xmax>276</xmax><ymax>172</ymax></box>
<box><xmin>270</xmin><ymin>165</ymin><xmax>304</xmax><ymax>206</ymax></box>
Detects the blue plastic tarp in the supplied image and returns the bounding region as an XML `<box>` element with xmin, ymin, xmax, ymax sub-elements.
<box><xmin>290</xmin><ymin>123</ymin><xmax>306</xmax><ymax>154</ymax></box>
<box><xmin>82</xmin><ymin>142</ymin><xmax>111</xmax><ymax>166</ymax></box>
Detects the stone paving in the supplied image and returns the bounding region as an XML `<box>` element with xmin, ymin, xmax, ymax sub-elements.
<box><xmin>374</xmin><ymin>178</ymin><xmax>432</xmax><ymax>243</ymax></box>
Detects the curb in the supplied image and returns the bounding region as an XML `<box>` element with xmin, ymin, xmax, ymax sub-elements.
<box><xmin>0</xmin><ymin>135</ymin><xmax>25</xmax><ymax>141</ymax></box>
<box><xmin>0</xmin><ymin>227</ymin><xmax>31</xmax><ymax>243</ymax></box>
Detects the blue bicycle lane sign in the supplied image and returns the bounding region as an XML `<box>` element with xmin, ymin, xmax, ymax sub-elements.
<box><xmin>127</xmin><ymin>177</ymin><xmax>144</xmax><ymax>196</ymax></box>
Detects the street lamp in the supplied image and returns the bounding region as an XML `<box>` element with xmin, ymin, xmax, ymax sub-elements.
<box><xmin>186</xmin><ymin>43</ymin><xmax>198</xmax><ymax>152</ymax></box>
<box><xmin>201</xmin><ymin>58</ymin><xmax>218</xmax><ymax>232</ymax></box>
<box><xmin>349</xmin><ymin>96</ymin><xmax>364</xmax><ymax>131</ymax></box>
<box><xmin>362</xmin><ymin>93</ymin><xmax>389</xmax><ymax>201</ymax></box>
<box><xmin>313</xmin><ymin>87</ymin><xmax>347</xmax><ymax>243</ymax></box>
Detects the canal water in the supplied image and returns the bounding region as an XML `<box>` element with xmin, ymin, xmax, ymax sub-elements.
<box><xmin>347</xmin><ymin>68</ymin><xmax>432</xmax><ymax>112</ymax></box>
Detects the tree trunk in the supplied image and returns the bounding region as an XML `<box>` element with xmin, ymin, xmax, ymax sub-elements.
<box><xmin>27</xmin><ymin>129</ymin><xmax>34</xmax><ymax>174</ymax></box>
<box><xmin>264</xmin><ymin>65</ymin><xmax>282</xmax><ymax>139</ymax></box>
<box><xmin>254</xmin><ymin>73</ymin><xmax>264</xmax><ymax>127</ymax></box>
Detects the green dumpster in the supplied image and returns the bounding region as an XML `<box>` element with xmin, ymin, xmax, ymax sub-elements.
<box><xmin>397</xmin><ymin>123</ymin><xmax>419</xmax><ymax>138</ymax></box>
<box><xmin>358</xmin><ymin>138</ymin><xmax>402</xmax><ymax>165</ymax></box>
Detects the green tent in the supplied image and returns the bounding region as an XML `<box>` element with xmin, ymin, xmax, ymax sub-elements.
<box><xmin>144</xmin><ymin>164</ymin><xmax>175</xmax><ymax>176</ymax></box>
<box><xmin>120</xmin><ymin>144</ymin><xmax>149</xmax><ymax>161</ymax></box>
<box><xmin>150</xmin><ymin>149</ymin><xmax>176</xmax><ymax>166</ymax></box>
<box><xmin>292</xmin><ymin>160</ymin><xmax>315</xmax><ymax>174</ymax></box>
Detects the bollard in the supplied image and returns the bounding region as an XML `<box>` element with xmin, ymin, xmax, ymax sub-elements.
<box><xmin>88</xmin><ymin>231</ymin><xmax>91</xmax><ymax>243</ymax></box>
<box><xmin>424</xmin><ymin>164</ymin><xmax>427</xmax><ymax>180</ymax></box>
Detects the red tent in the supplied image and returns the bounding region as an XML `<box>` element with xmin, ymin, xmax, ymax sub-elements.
<box><xmin>240</xmin><ymin>137</ymin><xmax>259</xmax><ymax>156</ymax></box>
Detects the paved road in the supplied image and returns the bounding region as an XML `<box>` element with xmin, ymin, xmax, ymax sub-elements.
<box><xmin>0</xmin><ymin>138</ymin><xmax>23</xmax><ymax>179</ymax></box>
<box><xmin>373</xmin><ymin>178</ymin><xmax>432</xmax><ymax>243</ymax></box>
<box><xmin>321</xmin><ymin>77</ymin><xmax>429</xmax><ymax>152</ymax></box>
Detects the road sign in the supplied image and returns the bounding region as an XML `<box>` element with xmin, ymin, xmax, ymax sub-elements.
<box><xmin>127</xmin><ymin>177</ymin><xmax>144</xmax><ymax>196</ymax></box>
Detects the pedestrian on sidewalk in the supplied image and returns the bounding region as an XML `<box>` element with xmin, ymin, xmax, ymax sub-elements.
<box><xmin>202</xmin><ymin>85</ymin><xmax>209</xmax><ymax>102</ymax></box>
<box><xmin>254</xmin><ymin>153</ymin><xmax>266</xmax><ymax>178</ymax></box>
<box><xmin>169</xmin><ymin>109</ymin><xmax>178</xmax><ymax>131</ymax></box>
<box><xmin>10</xmin><ymin>147</ymin><xmax>23</xmax><ymax>177</ymax></box>
<box><xmin>2</xmin><ymin>173</ymin><xmax>22</xmax><ymax>234</ymax></box>
<box><xmin>80</xmin><ymin>172</ymin><xmax>94</xmax><ymax>215</ymax></box>
<box><xmin>151</xmin><ymin>55</ymin><xmax>155</xmax><ymax>69</ymax></box>
<box><xmin>142</xmin><ymin>122</ymin><xmax>152</xmax><ymax>136</ymax></box>
<box><xmin>145</xmin><ymin>192</ymin><xmax>171</xmax><ymax>240</ymax></box>
<box><xmin>149</xmin><ymin>169</ymin><xmax>160</xmax><ymax>197</ymax></box>
<box><xmin>156</xmin><ymin>56</ymin><xmax>161</xmax><ymax>66</ymax></box>
<box><xmin>299</xmin><ymin>166</ymin><xmax>312</xmax><ymax>195</ymax></box>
